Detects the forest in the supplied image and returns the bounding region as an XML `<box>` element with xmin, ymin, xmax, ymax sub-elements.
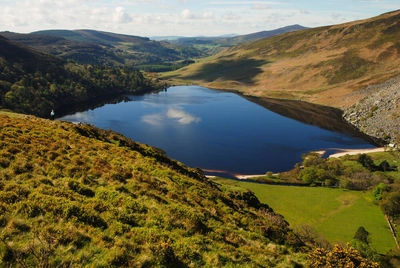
<box><xmin>0</xmin><ymin>36</ymin><xmax>163</xmax><ymax>117</ymax></box>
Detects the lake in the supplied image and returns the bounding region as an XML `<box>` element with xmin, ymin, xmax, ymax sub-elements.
<box><xmin>59</xmin><ymin>86</ymin><xmax>376</xmax><ymax>177</ymax></box>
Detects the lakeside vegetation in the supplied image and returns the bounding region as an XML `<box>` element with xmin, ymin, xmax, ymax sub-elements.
<box><xmin>212</xmin><ymin>148</ymin><xmax>400</xmax><ymax>266</ymax></box>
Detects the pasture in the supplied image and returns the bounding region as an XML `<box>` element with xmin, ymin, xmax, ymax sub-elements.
<box><xmin>213</xmin><ymin>178</ymin><xmax>397</xmax><ymax>254</ymax></box>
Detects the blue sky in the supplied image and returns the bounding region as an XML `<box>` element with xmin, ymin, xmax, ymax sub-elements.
<box><xmin>1</xmin><ymin>0</ymin><xmax>399</xmax><ymax>37</ymax></box>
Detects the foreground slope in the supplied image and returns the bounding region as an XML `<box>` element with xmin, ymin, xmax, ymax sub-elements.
<box><xmin>167</xmin><ymin>10</ymin><xmax>400</xmax><ymax>109</ymax></box>
<box><xmin>0</xmin><ymin>113</ymin><xmax>306</xmax><ymax>267</ymax></box>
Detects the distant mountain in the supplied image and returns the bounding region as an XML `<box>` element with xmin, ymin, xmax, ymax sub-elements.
<box><xmin>164</xmin><ymin>25</ymin><xmax>307</xmax><ymax>47</ymax></box>
<box><xmin>0</xmin><ymin>29</ymin><xmax>204</xmax><ymax>68</ymax></box>
<box><xmin>151</xmin><ymin>33</ymin><xmax>239</xmax><ymax>41</ymax></box>
<box><xmin>1</xmin><ymin>26</ymin><xmax>306</xmax><ymax>68</ymax></box>
<box><xmin>168</xmin><ymin>10</ymin><xmax>400</xmax><ymax>106</ymax></box>
<box><xmin>227</xmin><ymin>25</ymin><xmax>307</xmax><ymax>44</ymax></box>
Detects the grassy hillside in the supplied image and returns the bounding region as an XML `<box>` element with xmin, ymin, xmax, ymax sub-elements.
<box><xmin>0</xmin><ymin>112</ymin><xmax>310</xmax><ymax>267</ymax></box>
<box><xmin>0</xmin><ymin>35</ymin><xmax>159</xmax><ymax>117</ymax></box>
<box><xmin>1</xmin><ymin>30</ymin><xmax>203</xmax><ymax>69</ymax></box>
<box><xmin>165</xmin><ymin>10</ymin><xmax>400</xmax><ymax>109</ymax></box>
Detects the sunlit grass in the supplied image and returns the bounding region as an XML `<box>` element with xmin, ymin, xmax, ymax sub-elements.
<box><xmin>0</xmin><ymin>112</ymin><xmax>307</xmax><ymax>267</ymax></box>
<box><xmin>217</xmin><ymin>179</ymin><xmax>397</xmax><ymax>254</ymax></box>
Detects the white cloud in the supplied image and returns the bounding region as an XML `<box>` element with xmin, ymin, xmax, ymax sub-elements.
<box><xmin>222</xmin><ymin>12</ymin><xmax>241</xmax><ymax>20</ymax></box>
<box><xmin>0</xmin><ymin>0</ymin><xmax>397</xmax><ymax>37</ymax></box>
<box><xmin>203</xmin><ymin>12</ymin><xmax>215</xmax><ymax>19</ymax></box>
<box><xmin>113</xmin><ymin>6</ymin><xmax>132</xmax><ymax>24</ymax></box>
<box><xmin>180</xmin><ymin>9</ymin><xmax>201</xmax><ymax>19</ymax></box>
<box><xmin>251</xmin><ymin>4</ymin><xmax>270</xmax><ymax>10</ymax></box>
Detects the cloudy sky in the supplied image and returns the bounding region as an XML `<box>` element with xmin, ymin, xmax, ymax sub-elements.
<box><xmin>1</xmin><ymin>0</ymin><xmax>399</xmax><ymax>37</ymax></box>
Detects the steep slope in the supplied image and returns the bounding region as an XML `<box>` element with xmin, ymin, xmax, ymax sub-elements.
<box><xmin>0</xmin><ymin>112</ymin><xmax>306</xmax><ymax>267</ymax></box>
<box><xmin>167</xmin><ymin>10</ymin><xmax>400</xmax><ymax>109</ymax></box>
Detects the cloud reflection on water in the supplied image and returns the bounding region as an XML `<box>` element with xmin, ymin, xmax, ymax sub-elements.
<box><xmin>142</xmin><ymin>108</ymin><xmax>201</xmax><ymax>126</ymax></box>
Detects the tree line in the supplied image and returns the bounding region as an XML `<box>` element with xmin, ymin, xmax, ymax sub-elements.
<box><xmin>0</xmin><ymin>37</ymin><xmax>164</xmax><ymax>117</ymax></box>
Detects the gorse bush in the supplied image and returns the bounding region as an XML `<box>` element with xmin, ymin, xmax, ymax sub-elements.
<box><xmin>0</xmin><ymin>113</ymin><xmax>309</xmax><ymax>267</ymax></box>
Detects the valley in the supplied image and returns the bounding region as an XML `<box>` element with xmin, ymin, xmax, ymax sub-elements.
<box><xmin>1</xmin><ymin>7</ymin><xmax>400</xmax><ymax>267</ymax></box>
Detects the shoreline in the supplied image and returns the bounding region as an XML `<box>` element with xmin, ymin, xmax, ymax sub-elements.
<box><xmin>326</xmin><ymin>147</ymin><xmax>385</xmax><ymax>158</ymax></box>
<box><xmin>214</xmin><ymin>147</ymin><xmax>386</xmax><ymax>180</ymax></box>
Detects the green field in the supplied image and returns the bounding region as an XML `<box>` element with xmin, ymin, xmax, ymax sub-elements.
<box><xmin>213</xmin><ymin>178</ymin><xmax>397</xmax><ymax>254</ymax></box>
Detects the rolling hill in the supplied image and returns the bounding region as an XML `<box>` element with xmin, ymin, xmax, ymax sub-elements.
<box><xmin>165</xmin><ymin>10</ymin><xmax>400</xmax><ymax>144</ymax></box>
<box><xmin>1</xmin><ymin>26</ymin><xmax>307</xmax><ymax>70</ymax></box>
<box><xmin>0</xmin><ymin>30</ymin><xmax>204</xmax><ymax>68</ymax></box>
<box><xmin>166</xmin><ymin>10</ymin><xmax>400</xmax><ymax>109</ymax></box>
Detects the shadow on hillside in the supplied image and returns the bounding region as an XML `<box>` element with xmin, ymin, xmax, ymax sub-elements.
<box><xmin>185</xmin><ymin>58</ymin><xmax>269</xmax><ymax>85</ymax></box>
<box><xmin>244</xmin><ymin>96</ymin><xmax>381</xmax><ymax>146</ymax></box>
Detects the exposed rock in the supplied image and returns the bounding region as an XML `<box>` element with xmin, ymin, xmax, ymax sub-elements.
<box><xmin>343</xmin><ymin>76</ymin><xmax>400</xmax><ymax>145</ymax></box>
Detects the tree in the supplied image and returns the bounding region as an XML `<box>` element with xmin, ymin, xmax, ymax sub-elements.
<box><xmin>299</xmin><ymin>167</ymin><xmax>317</xmax><ymax>184</ymax></box>
<box><xmin>357</xmin><ymin>154</ymin><xmax>376</xmax><ymax>171</ymax></box>
<box><xmin>353</xmin><ymin>226</ymin><xmax>370</xmax><ymax>244</ymax></box>
<box><xmin>379</xmin><ymin>160</ymin><xmax>390</xmax><ymax>172</ymax></box>
<box><xmin>351</xmin><ymin>227</ymin><xmax>380</xmax><ymax>262</ymax></box>
<box><xmin>372</xmin><ymin>183</ymin><xmax>389</xmax><ymax>201</ymax></box>
<box><xmin>381</xmin><ymin>191</ymin><xmax>400</xmax><ymax>218</ymax></box>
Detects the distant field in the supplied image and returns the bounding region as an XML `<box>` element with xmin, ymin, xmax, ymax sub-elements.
<box><xmin>213</xmin><ymin>178</ymin><xmax>396</xmax><ymax>254</ymax></box>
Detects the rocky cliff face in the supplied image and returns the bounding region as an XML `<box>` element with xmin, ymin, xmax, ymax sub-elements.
<box><xmin>343</xmin><ymin>75</ymin><xmax>400</xmax><ymax>145</ymax></box>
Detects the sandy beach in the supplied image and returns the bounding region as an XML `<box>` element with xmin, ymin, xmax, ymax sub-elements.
<box><xmin>232</xmin><ymin>147</ymin><xmax>387</xmax><ymax>179</ymax></box>
<box><xmin>327</xmin><ymin>147</ymin><xmax>385</xmax><ymax>158</ymax></box>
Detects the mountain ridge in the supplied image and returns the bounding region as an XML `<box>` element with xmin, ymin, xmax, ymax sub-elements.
<box><xmin>164</xmin><ymin>9</ymin><xmax>400</xmax><ymax>143</ymax></box>
<box><xmin>0</xmin><ymin>29</ymin><xmax>204</xmax><ymax>68</ymax></box>
<box><xmin>0</xmin><ymin>25</ymin><xmax>307</xmax><ymax>69</ymax></box>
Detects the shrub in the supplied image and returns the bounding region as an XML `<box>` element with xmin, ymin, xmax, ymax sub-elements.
<box><xmin>307</xmin><ymin>244</ymin><xmax>379</xmax><ymax>267</ymax></box>
<box><xmin>0</xmin><ymin>157</ymin><xmax>10</xmax><ymax>168</ymax></box>
<box><xmin>67</xmin><ymin>180</ymin><xmax>95</xmax><ymax>197</ymax></box>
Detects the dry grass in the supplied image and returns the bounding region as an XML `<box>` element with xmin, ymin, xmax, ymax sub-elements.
<box><xmin>163</xmin><ymin>10</ymin><xmax>400</xmax><ymax>109</ymax></box>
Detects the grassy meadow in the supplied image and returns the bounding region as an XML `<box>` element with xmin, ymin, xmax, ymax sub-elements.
<box><xmin>213</xmin><ymin>178</ymin><xmax>397</xmax><ymax>254</ymax></box>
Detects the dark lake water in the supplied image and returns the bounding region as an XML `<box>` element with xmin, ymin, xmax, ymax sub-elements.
<box><xmin>59</xmin><ymin>86</ymin><xmax>376</xmax><ymax>177</ymax></box>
